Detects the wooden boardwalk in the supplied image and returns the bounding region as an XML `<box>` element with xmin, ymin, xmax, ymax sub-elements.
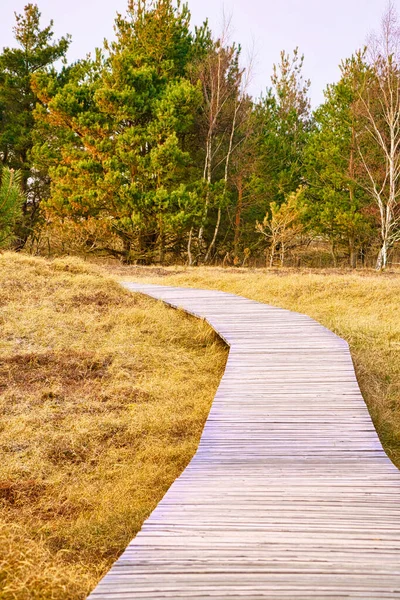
<box><xmin>88</xmin><ymin>283</ymin><xmax>400</xmax><ymax>599</ymax></box>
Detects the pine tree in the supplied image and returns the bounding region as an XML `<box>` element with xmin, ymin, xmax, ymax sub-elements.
<box><xmin>36</xmin><ymin>0</ymin><xmax>207</xmax><ymax>263</ymax></box>
<box><xmin>303</xmin><ymin>56</ymin><xmax>376</xmax><ymax>267</ymax></box>
<box><xmin>0</xmin><ymin>167</ymin><xmax>25</xmax><ymax>247</ymax></box>
<box><xmin>0</xmin><ymin>4</ymin><xmax>70</xmax><ymax>248</ymax></box>
<box><xmin>255</xmin><ymin>48</ymin><xmax>312</xmax><ymax>208</ymax></box>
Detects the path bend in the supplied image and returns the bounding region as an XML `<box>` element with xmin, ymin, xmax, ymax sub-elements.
<box><xmin>88</xmin><ymin>283</ymin><xmax>400</xmax><ymax>600</ymax></box>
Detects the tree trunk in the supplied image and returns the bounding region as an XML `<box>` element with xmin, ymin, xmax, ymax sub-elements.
<box><xmin>331</xmin><ymin>241</ymin><xmax>337</xmax><ymax>267</ymax></box>
<box><xmin>122</xmin><ymin>238</ymin><xmax>132</xmax><ymax>264</ymax></box>
<box><xmin>349</xmin><ymin>237</ymin><xmax>357</xmax><ymax>269</ymax></box>
<box><xmin>280</xmin><ymin>242</ymin><xmax>285</xmax><ymax>267</ymax></box>
<box><xmin>376</xmin><ymin>240</ymin><xmax>388</xmax><ymax>270</ymax></box>
<box><xmin>198</xmin><ymin>132</ymin><xmax>213</xmax><ymax>251</ymax></box>
<box><xmin>269</xmin><ymin>241</ymin><xmax>277</xmax><ymax>268</ymax></box>
<box><xmin>204</xmin><ymin>207</ymin><xmax>221</xmax><ymax>263</ymax></box>
<box><xmin>157</xmin><ymin>215</ymin><xmax>165</xmax><ymax>264</ymax></box>
<box><xmin>187</xmin><ymin>227</ymin><xmax>193</xmax><ymax>266</ymax></box>
<box><xmin>234</xmin><ymin>176</ymin><xmax>243</xmax><ymax>258</ymax></box>
<box><xmin>158</xmin><ymin>235</ymin><xmax>165</xmax><ymax>264</ymax></box>
<box><xmin>360</xmin><ymin>247</ymin><xmax>366</xmax><ymax>267</ymax></box>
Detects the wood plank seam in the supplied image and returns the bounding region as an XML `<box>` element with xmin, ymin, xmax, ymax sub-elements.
<box><xmin>87</xmin><ymin>282</ymin><xmax>400</xmax><ymax>600</ymax></box>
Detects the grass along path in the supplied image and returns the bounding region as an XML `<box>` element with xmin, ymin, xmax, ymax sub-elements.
<box><xmin>0</xmin><ymin>254</ymin><xmax>227</xmax><ymax>600</ymax></box>
<box><xmin>112</xmin><ymin>265</ymin><xmax>400</xmax><ymax>468</ymax></box>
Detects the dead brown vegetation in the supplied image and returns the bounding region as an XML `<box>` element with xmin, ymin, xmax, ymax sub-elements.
<box><xmin>0</xmin><ymin>253</ymin><xmax>227</xmax><ymax>599</ymax></box>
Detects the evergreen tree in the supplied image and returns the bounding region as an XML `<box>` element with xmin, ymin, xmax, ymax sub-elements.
<box><xmin>255</xmin><ymin>48</ymin><xmax>312</xmax><ymax>208</ymax></box>
<box><xmin>0</xmin><ymin>4</ymin><xmax>70</xmax><ymax>247</ymax></box>
<box><xmin>36</xmin><ymin>0</ymin><xmax>208</xmax><ymax>263</ymax></box>
<box><xmin>0</xmin><ymin>167</ymin><xmax>25</xmax><ymax>247</ymax></box>
<box><xmin>303</xmin><ymin>56</ymin><xmax>376</xmax><ymax>267</ymax></box>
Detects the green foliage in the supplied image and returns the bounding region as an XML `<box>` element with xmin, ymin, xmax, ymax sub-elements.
<box><xmin>255</xmin><ymin>48</ymin><xmax>312</xmax><ymax>207</ymax></box>
<box><xmin>256</xmin><ymin>187</ymin><xmax>305</xmax><ymax>266</ymax></box>
<box><xmin>303</xmin><ymin>55</ymin><xmax>376</xmax><ymax>265</ymax></box>
<box><xmin>0</xmin><ymin>0</ymin><xmax>393</xmax><ymax>266</ymax></box>
<box><xmin>0</xmin><ymin>167</ymin><xmax>25</xmax><ymax>247</ymax></box>
<box><xmin>34</xmin><ymin>0</ymin><xmax>207</xmax><ymax>262</ymax></box>
<box><xmin>0</xmin><ymin>3</ymin><xmax>70</xmax><ymax>248</ymax></box>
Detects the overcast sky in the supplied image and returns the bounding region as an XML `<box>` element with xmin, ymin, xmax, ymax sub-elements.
<box><xmin>0</xmin><ymin>0</ymin><xmax>392</xmax><ymax>106</ymax></box>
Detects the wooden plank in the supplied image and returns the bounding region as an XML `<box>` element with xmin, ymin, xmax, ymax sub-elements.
<box><xmin>87</xmin><ymin>282</ymin><xmax>400</xmax><ymax>600</ymax></box>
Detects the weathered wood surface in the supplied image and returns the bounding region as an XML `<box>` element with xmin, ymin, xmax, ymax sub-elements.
<box><xmin>88</xmin><ymin>283</ymin><xmax>400</xmax><ymax>599</ymax></box>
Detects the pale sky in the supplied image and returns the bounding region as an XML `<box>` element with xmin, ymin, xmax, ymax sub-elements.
<box><xmin>0</xmin><ymin>0</ymin><xmax>392</xmax><ymax>106</ymax></box>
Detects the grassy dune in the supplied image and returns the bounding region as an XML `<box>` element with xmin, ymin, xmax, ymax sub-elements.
<box><xmin>1</xmin><ymin>255</ymin><xmax>399</xmax><ymax>598</ymax></box>
<box><xmin>0</xmin><ymin>254</ymin><xmax>227</xmax><ymax>599</ymax></box>
<box><xmin>112</xmin><ymin>265</ymin><xmax>400</xmax><ymax>468</ymax></box>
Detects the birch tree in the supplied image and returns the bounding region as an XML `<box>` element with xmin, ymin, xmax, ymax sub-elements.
<box><xmin>356</xmin><ymin>3</ymin><xmax>400</xmax><ymax>269</ymax></box>
<box><xmin>191</xmin><ymin>25</ymin><xmax>247</xmax><ymax>263</ymax></box>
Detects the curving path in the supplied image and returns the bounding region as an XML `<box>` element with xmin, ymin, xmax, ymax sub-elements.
<box><xmin>88</xmin><ymin>283</ymin><xmax>400</xmax><ymax>599</ymax></box>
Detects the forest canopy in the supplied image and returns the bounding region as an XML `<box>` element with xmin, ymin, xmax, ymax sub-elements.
<box><xmin>1</xmin><ymin>0</ymin><xmax>400</xmax><ymax>269</ymax></box>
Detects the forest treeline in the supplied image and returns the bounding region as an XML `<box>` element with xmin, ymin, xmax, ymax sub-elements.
<box><xmin>1</xmin><ymin>0</ymin><xmax>400</xmax><ymax>268</ymax></box>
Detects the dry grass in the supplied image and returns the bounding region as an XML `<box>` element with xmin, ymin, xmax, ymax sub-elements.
<box><xmin>109</xmin><ymin>264</ymin><xmax>400</xmax><ymax>467</ymax></box>
<box><xmin>0</xmin><ymin>253</ymin><xmax>227</xmax><ymax>599</ymax></box>
<box><xmin>2</xmin><ymin>254</ymin><xmax>399</xmax><ymax>598</ymax></box>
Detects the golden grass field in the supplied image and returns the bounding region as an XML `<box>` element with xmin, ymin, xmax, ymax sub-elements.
<box><xmin>110</xmin><ymin>264</ymin><xmax>400</xmax><ymax>469</ymax></box>
<box><xmin>1</xmin><ymin>254</ymin><xmax>399</xmax><ymax>599</ymax></box>
<box><xmin>0</xmin><ymin>253</ymin><xmax>227</xmax><ymax>599</ymax></box>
